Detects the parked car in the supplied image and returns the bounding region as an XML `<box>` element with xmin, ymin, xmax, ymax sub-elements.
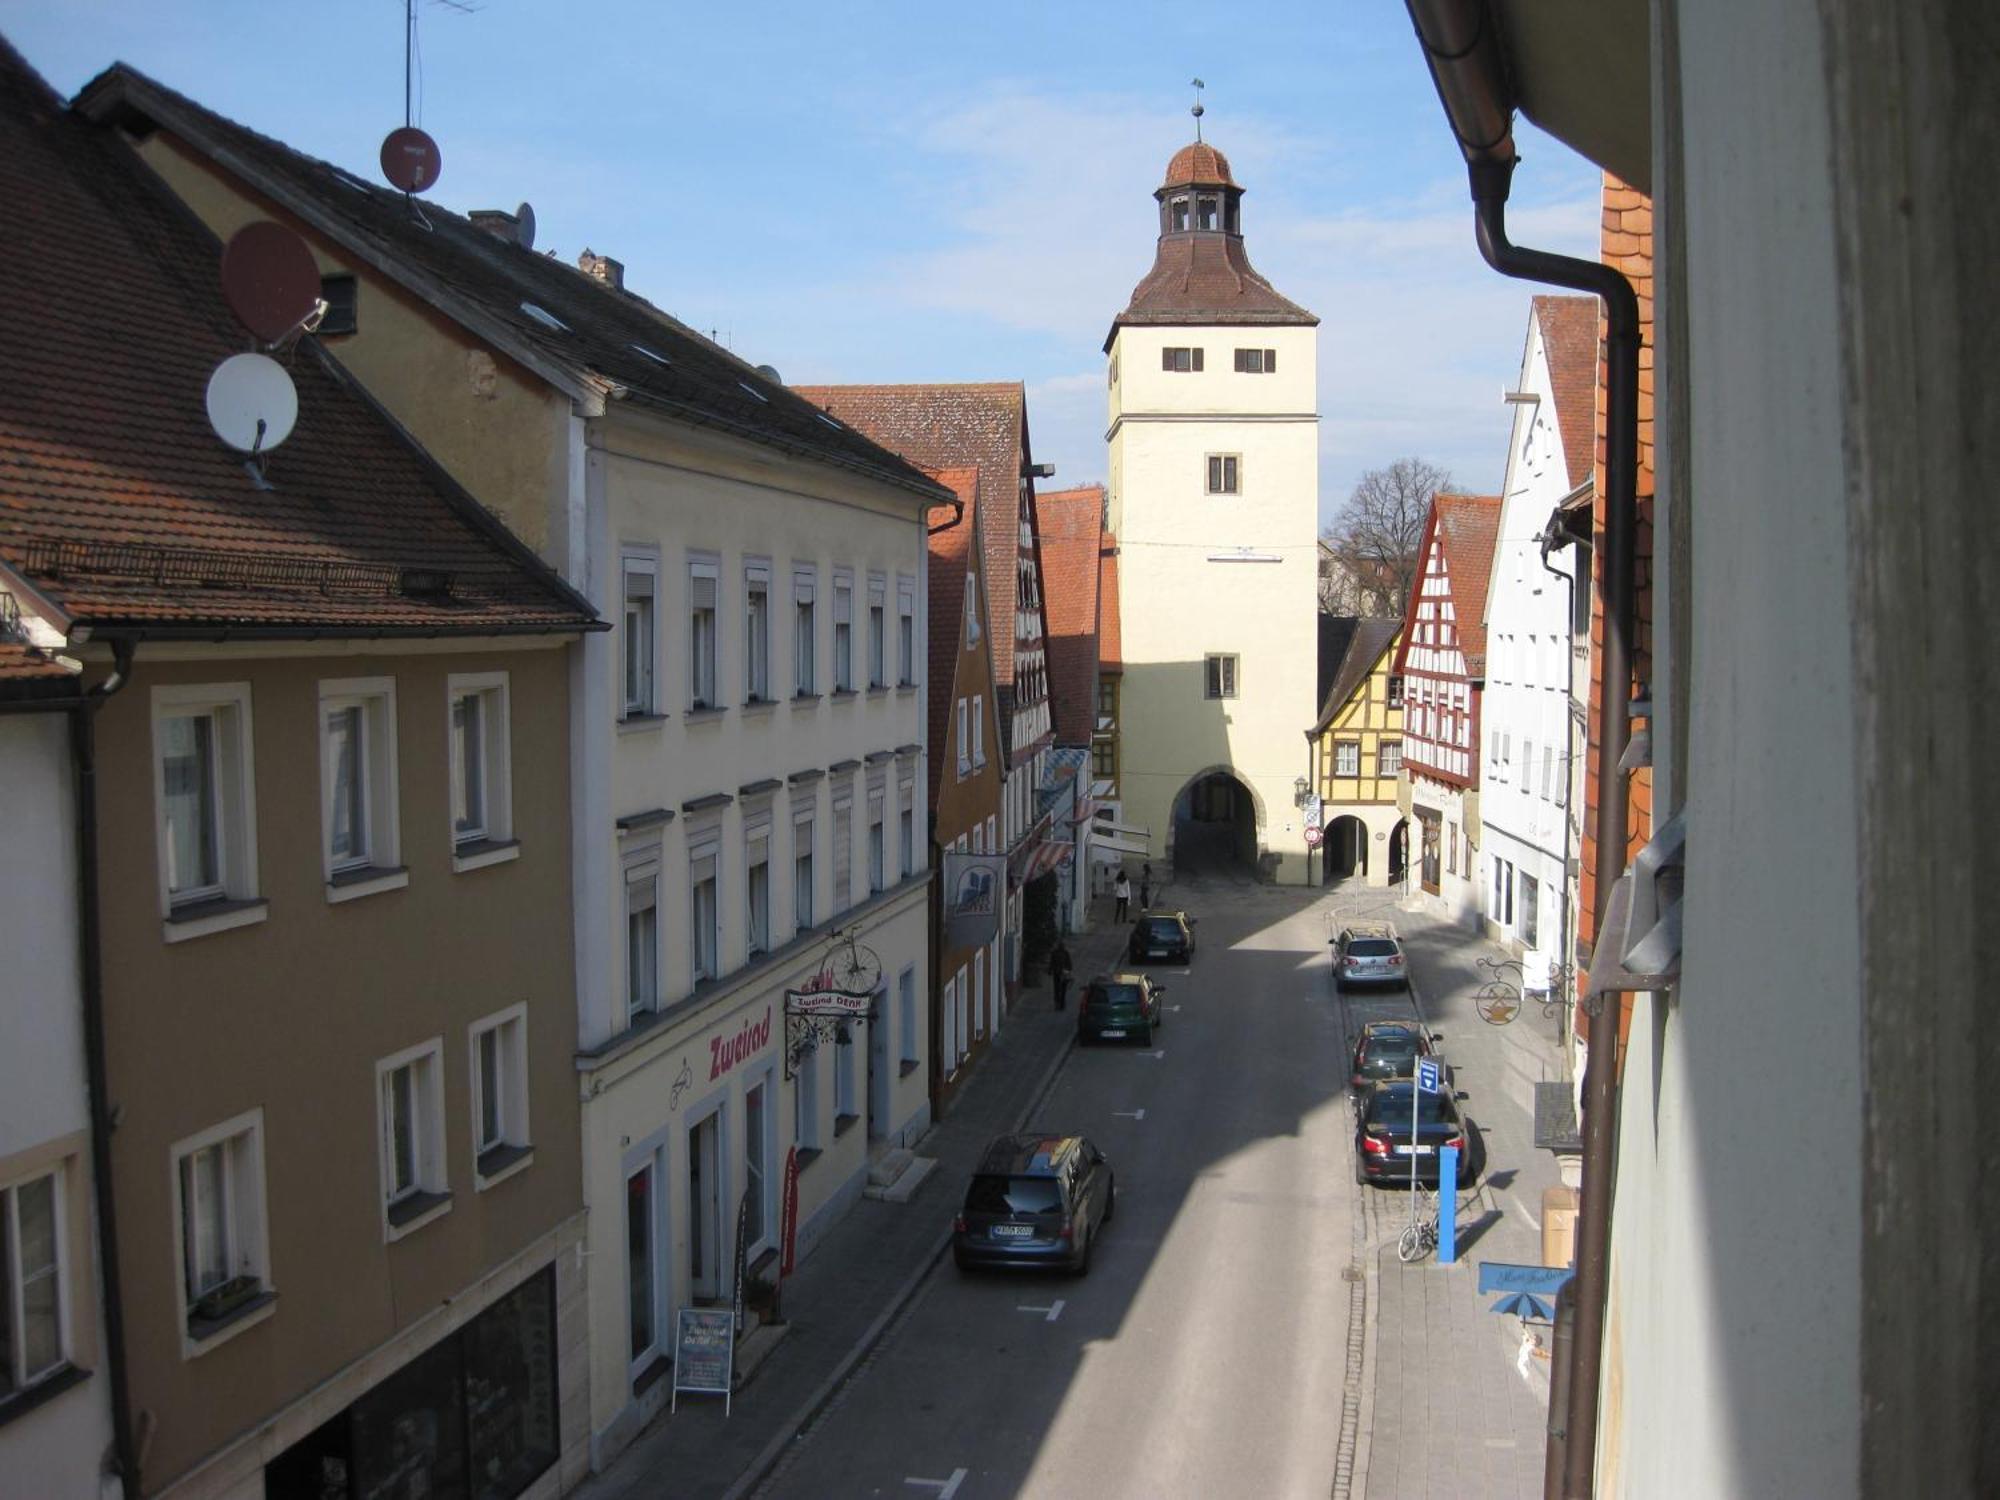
<box><xmin>1348</xmin><ymin>1021</ymin><xmax>1444</xmax><ymax>1099</ymax></box>
<box><xmin>953</xmin><ymin>1133</ymin><xmax>1116</xmax><ymax>1274</ymax></box>
<box><xmin>1077</xmin><ymin>973</ymin><xmax>1166</xmax><ymax>1046</ymax></box>
<box><xmin>1128</xmin><ymin>909</ymin><xmax>1197</xmax><ymax>964</ymax></box>
<box><xmin>1331</xmin><ymin>921</ymin><xmax>1409</xmax><ymax>991</ymax></box>
<box><xmin>1353</xmin><ymin>1079</ymin><xmax>1473</xmax><ymax>1188</ymax></box>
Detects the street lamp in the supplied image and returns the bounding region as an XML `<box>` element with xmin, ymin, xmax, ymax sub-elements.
<box><xmin>1294</xmin><ymin>775</ymin><xmax>1310</xmax><ymax>807</ymax></box>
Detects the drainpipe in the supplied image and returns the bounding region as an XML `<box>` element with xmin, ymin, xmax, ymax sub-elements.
<box><xmin>1536</xmin><ymin>515</ymin><xmax>1584</xmax><ymax>1057</ymax></box>
<box><xmin>80</xmin><ymin>640</ymin><xmax>140</xmax><ymax>1498</ymax></box>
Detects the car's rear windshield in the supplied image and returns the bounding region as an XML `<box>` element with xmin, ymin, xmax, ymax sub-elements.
<box><xmin>1086</xmin><ymin>982</ymin><xmax>1145</xmax><ymax>1011</ymax></box>
<box><xmin>1360</xmin><ymin>1039</ymin><xmax>1420</xmax><ymax>1074</ymax></box>
<box><xmin>965</xmin><ymin>1174</ymin><xmax>1062</xmax><ymax>1215</ymax></box>
<box><xmin>1367</xmin><ymin>1090</ymin><xmax>1454</xmax><ymax>1126</ymax></box>
<box><xmin>1143</xmin><ymin>917</ymin><xmax>1183</xmax><ymax>938</ymax></box>
<box><xmin>1346</xmin><ymin>938</ymin><xmax>1399</xmax><ymax>957</ymax></box>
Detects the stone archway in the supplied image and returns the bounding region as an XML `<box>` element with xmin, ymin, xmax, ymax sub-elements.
<box><xmin>1168</xmin><ymin>765</ymin><xmax>1263</xmax><ymax>876</ymax></box>
<box><xmin>1322</xmin><ymin>815</ymin><xmax>1370</xmax><ymax>881</ymax></box>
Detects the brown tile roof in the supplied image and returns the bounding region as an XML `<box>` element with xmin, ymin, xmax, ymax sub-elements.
<box><xmin>1107</xmin><ymin>233</ymin><xmax>1317</xmax><ymax>350</ymax></box>
<box><xmin>1314</xmin><ymin>618</ymin><xmax>1399</xmax><ymax>734</ymax></box>
<box><xmin>1431</xmin><ymin>493</ymin><xmax>1503</xmax><ymax>675</ymax></box>
<box><xmin>1534</xmin><ymin>295</ymin><xmax>1599</xmax><ymax>491</ymax></box>
<box><xmin>1036</xmin><ymin>486</ymin><xmax>1105</xmax><ymax>746</ymax></box>
<box><xmin>0</xmin><ymin>43</ymin><xmax>598</xmax><ymax>639</ymax></box>
<box><xmin>0</xmin><ymin>640</ymin><xmax>79</xmax><ymax>700</ymax></box>
<box><xmin>791</xmin><ymin>383</ymin><xmax>1034</xmax><ymax>691</ymax></box>
<box><xmin>923</xmin><ymin>466</ymin><xmax>983</xmax><ymax>804</ymax></box>
<box><xmin>1163</xmin><ymin>141</ymin><xmax>1236</xmax><ymax>188</ymax></box>
<box><xmin>72</xmin><ymin>66</ymin><xmax>948</xmax><ymax>512</ymax></box>
<box><xmin>1098</xmin><ymin>531</ymin><xmax>1122</xmax><ymax>673</ymax></box>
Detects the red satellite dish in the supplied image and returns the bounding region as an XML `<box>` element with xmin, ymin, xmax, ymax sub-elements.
<box><xmin>380</xmin><ymin>126</ymin><xmax>442</xmax><ymax>193</ymax></box>
<box><xmin>219</xmin><ymin>222</ymin><xmax>322</xmax><ymax>343</ymax></box>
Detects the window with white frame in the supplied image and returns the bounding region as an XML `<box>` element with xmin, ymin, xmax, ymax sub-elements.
<box><xmin>834</xmin><ymin>1027</ymin><xmax>857</xmax><ymax>1125</ymax></box>
<box><xmin>1</xmin><ymin>1166</ymin><xmax>67</xmax><ymax>1392</ymax></box>
<box><xmin>744</xmin><ymin>1072</ymin><xmax>772</xmax><ymax>1249</ymax></box>
<box><xmin>1524</xmin><ymin>739</ymin><xmax>1537</xmax><ymax>793</ymax></box>
<box><xmin>832</xmin><ymin>570</ymin><xmax>854</xmax><ymax>691</ymax></box>
<box><xmin>868</xmin><ymin>790</ymin><xmax>886</xmax><ymax>894</ymax></box>
<box><xmin>377</xmin><ymin>1039</ymin><xmax>448</xmax><ymax>1231</ymax></box>
<box><xmin>1380</xmin><ymin>739</ymin><xmax>1403</xmax><ymax>777</ymax></box>
<box><xmin>1204</xmin><ymin>654</ymin><xmax>1238</xmax><ymax>699</ymax></box>
<box><xmin>448</xmin><ymin>672</ymin><xmax>511</xmax><ymax>853</ymax></box>
<box><xmin>690</xmin><ymin>839</ymin><xmax>720</xmax><ymax>985</ymax></box>
<box><xmin>746</xmin><ymin>822</ymin><xmax>771</xmax><ymax>956</ymax></box>
<box><xmin>832</xmin><ymin>796</ymin><xmax>853</xmax><ymax>913</ymax></box>
<box><xmin>793</xmin><ymin>565</ymin><xmax>817</xmax><ymax>696</ymax></box>
<box><xmin>1205</xmin><ymin>454</ymin><xmax>1241</xmax><ymax>494</ymax></box>
<box><xmin>899</xmin><ymin>781</ymin><xmax>916</xmax><ymax>878</ymax></box>
<box><xmin>689</xmin><ymin>559</ymin><xmax>720</xmax><ymax>710</ymax></box>
<box><xmin>153</xmin><ymin>682</ymin><xmax>258</xmax><ymax>924</ymax></box>
<box><xmin>793</xmin><ymin>809</ymin><xmax>815</xmax><ymax>932</ymax></box>
<box><xmin>745</xmin><ymin>560</ymin><xmax>772</xmax><ymax>703</ymax></box>
<box><xmin>622</xmin><ymin>553</ymin><xmax>657</xmax><ymax>717</ymax></box>
<box><xmin>898</xmin><ymin>965</ymin><xmax>918</xmax><ymax>1067</ymax></box>
<box><xmin>964</xmin><ymin>572</ymin><xmax>980</xmax><ymax>644</ymax></box>
<box><xmin>625</xmin><ymin>852</ymin><xmax>660</xmax><ymax>1022</ymax></box>
<box><xmin>172</xmin><ymin>1110</ymin><xmax>269</xmax><ymax>1341</ymax></box>
<box><xmin>1334</xmin><ymin>740</ymin><xmax>1361</xmax><ymax>777</ymax></box>
<box><xmin>1541</xmin><ymin>744</ymin><xmax>1555</xmax><ymax>800</ymax></box>
<box><xmin>794</xmin><ymin>1044</ymin><xmax>820</xmax><ymax>1150</ymax></box>
<box><xmin>956</xmin><ymin>698</ymin><xmax>971</xmax><ymax>777</ymax></box>
<box><xmin>897</xmin><ymin>576</ymin><xmax>916</xmax><ymax>685</ymax></box>
<box><xmin>971</xmin><ymin>695</ymin><xmax>986</xmax><ymax>766</ymax></box>
<box><xmin>867</xmin><ymin>574</ymin><xmax>888</xmax><ymax>687</ymax></box>
<box><xmin>319</xmin><ymin>677</ymin><xmax>400</xmax><ymax>885</ymax></box>
<box><xmin>470</xmin><ymin>1005</ymin><xmax>531</xmax><ymax>1182</ymax></box>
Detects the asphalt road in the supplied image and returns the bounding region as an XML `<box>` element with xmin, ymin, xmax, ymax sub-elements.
<box><xmin>756</xmin><ymin>873</ymin><xmax>1373</xmax><ymax>1500</ymax></box>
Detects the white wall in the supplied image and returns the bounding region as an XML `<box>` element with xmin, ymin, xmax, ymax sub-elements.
<box><xmin>1600</xmin><ymin>1</ymin><xmax>1862</xmax><ymax>1493</ymax></box>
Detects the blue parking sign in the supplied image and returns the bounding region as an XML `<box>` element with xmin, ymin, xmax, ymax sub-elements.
<box><xmin>1418</xmin><ymin>1057</ymin><xmax>1442</xmax><ymax>1092</ymax></box>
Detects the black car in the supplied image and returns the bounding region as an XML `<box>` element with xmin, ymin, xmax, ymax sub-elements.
<box><xmin>1127</xmin><ymin>910</ymin><xmax>1196</xmax><ymax>964</ymax></box>
<box><xmin>1348</xmin><ymin>1021</ymin><xmax>1443</xmax><ymax>1099</ymax></box>
<box><xmin>1353</xmin><ymin>1079</ymin><xmax>1472</xmax><ymax>1188</ymax></box>
<box><xmin>953</xmin><ymin>1134</ymin><xmax>1116</xmax><ymax>1274</ymax></box>
<box><xmin>1077</xmin><ymin>973</ymin><xmax>1166</xmax><ymax>1046</ymax></box>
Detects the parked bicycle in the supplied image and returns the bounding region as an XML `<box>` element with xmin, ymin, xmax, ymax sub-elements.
<box><xmin>1397</xmin><ymin>1187</ymin><xmax>1440</xmax><ymax>1263</ymax></box>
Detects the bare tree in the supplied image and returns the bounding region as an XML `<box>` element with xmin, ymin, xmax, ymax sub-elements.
<box><xmin>1322</xmin><ymin>457</ymin><xmax>1453</xmax><ymax>619</ymax></box>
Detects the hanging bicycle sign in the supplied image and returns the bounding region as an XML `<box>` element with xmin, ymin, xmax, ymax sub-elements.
<box><xmin>784</xmin><ymin>928</ymin><xmax>882</xmax><ymax>1079</ymax></box>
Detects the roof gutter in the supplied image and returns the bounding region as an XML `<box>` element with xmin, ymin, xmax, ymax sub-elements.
<box><xmin>1404</xmin><ymin>6</ymin><xmax>1640</xmax><ymax>1496</ymax></box>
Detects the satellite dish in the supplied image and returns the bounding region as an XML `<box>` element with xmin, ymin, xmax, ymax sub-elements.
<box><xmin>205</xmin><ymin>353</ymin><xmax>298</xmax><ymax>454</ymax></box>
<box><xmin>515</xmin><ymin>201</ymin><xmax>537</xmax><ymax>251</ymax></box>
<box><xmin>220</xmin><ymin>222</ymin><xmax>321</xmax><ymax>343</ymax></box>
<box><xmin>379</xmin><ymin>126</ymin><xmax>443</xmax><ymax>194</ymax></box>
<box><xmin>755</xmin><ymin>364</ymin><xmax>782</xmax><ymax>384</ymax></box>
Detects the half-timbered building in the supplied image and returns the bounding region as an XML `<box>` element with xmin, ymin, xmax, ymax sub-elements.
<box><xmin>1392</xmin><ymin>493</ymin><xmax>1501</xmax><ymax>924</ymax></box>
<box><xmin>1309</xmin><ymin>617</ymin><xmax>1405</xmax><ymax>886</ymax></box>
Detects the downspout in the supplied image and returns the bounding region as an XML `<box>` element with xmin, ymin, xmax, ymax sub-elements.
<box><xmin>80</xmin><ymin>639</ymin><xmax>140</xmax><ymax>1498</ymax></box>
<box><xmin>1402</xmin><ymin>7</ymin><xmax>1641</xmax><ymax>1494</ymax></box>
<box><xmin>1536</xmin><ymin>519</ymin><xmax>1583</xmax><ymax>1059</ymax></box>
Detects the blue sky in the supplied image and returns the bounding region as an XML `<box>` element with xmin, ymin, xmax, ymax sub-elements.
<box><xmin>5</xmin><ymin>0</ymin><xmax>1601</xmax><ymax>524</ymax></box>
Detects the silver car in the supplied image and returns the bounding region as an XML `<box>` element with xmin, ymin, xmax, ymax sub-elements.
<box><xmin>1332</xmin><ymin>922</ymin><xmax>1410</xmax><ymax>991</ymax></box>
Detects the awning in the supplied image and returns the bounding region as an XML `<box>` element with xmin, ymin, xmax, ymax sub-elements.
<box><xmin>1069</xmin><ymin>795</ymin><xmax>1098</xmax><ymax>826</ymax></box>
<box><xmin>1090</xmin><ymin>818</ymin><xmax>1150</xmax><ymax>841</ymax></box>
<box><xmin>1019</xmin><ymin>839</ymin><xmax>1072</xmax><ymax>882</ymax></box>
<box><xmin>1090</xmin><ymin>830</ymin><xmax>1151</xmax><ymax>859</ymax></box>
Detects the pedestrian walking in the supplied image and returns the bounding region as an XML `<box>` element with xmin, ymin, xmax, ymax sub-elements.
<box><xmin>1114</xmin><ymin>871</ymin><xmax>1131</xmax><ymax>923</ymax></box>
<box><xmin>1139</xmin><ymin>862</ymin><xmax>1153</xmax><ymax>909</ymax></box>
<box><xmin>1049</xmin><ymin>938</ymin><xmax>1073</xmax><ymax>1010</ymax></box>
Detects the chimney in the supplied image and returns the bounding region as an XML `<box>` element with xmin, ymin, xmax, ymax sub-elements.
<box><xmin>578</xmin><ymin>248</ymin><xmax>625</xmax><ymax>291</ymax></box>
<box><xmin>469</xmin><ymin>208</ymin><xmax>519</xmax><ymax>241</ymax></box>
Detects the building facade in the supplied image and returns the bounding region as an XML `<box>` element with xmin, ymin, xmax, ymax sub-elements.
<box><xmin>1037</xmin><ymin>485</ymin><xmax>1108</xmax><ymax>931</ymax></box>
<box><xmin>1477</xmin><ymin>296</ymin><xmax>1595</xmax><ymax>975</ymax></box>
<box><xmin>1104</xmin><ymin>137</ymin><xmax>1321</xmax><ymax>881</ymax></box>
<box><xmin>1393</xmin><ymin>493</ymin><xmax>1501</xmax><ymax>926</ymax></box>
<box><xmin>1309</xmin><ymin>618</ymin><xmax>1405</xmax><ymax>886</ymax></box>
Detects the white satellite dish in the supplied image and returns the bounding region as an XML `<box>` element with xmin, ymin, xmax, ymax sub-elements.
<box><xmin>515</xmin><ymin>201</ymin><xmax>537</xmax><ymax>251</ymax></box>
<box><xmin>205</xmin><ymin>352</ymin><xmax>298</xmax><ymax>454</ymax></box>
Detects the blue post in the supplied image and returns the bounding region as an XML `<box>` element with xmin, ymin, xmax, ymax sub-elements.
<box><xmin>1439</xmin><ymin>1146</ymin><xmax>1459</xmax><ymax>1263</ymax></box>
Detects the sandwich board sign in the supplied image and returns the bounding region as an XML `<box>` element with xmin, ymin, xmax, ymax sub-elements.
<box><xmin>671</xmin><ymin>1307</ymin><xmax>736</xmax><ymax>1415</ymax></box>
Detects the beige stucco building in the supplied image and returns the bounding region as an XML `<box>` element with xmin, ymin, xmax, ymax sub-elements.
<box><xmin>1104</xmin><ymin>137</ymin><xmax>1321</xmax><ymax>881</ymax></box>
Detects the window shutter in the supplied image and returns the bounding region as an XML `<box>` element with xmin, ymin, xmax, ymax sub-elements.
<box><xmin>1266</xmin><ymin>348</ymin><xmax>1276</xmax><ymax>371</ymax></box>
<box><xmin>1192</xmin><ymin>347</ymin><xmax>1204</xmax><ymax>372</ymax></box>
<box><xmin>1162</xmin><ymin>347</ymin><xmax>1174</xmax><ymax>372</ymax></box>
<box><xmin>691</xmin><ymin>572</ymin><xmax>717</xmax><ymax>610</ymax></box>
<box><xmin>833</xmin><ymin>581</ymin><xmax>853</xmax><ymax>624</ymax></box>
<box><xmin>794</xmin><ymin>569</ymin><xmax>815</xmax><ymax>604</ymax></box>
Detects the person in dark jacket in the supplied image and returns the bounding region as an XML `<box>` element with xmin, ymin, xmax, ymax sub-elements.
<box><xmin>1049</xmin><ymin>939</ymin><xmax>1074</xmax><ymax>1010</ymax></box>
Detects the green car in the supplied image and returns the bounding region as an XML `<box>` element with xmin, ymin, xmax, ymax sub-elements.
<box><xmin>1077</xmin><ymin>972</ymin><xmax>1166</xmax><ymax>1046</ymax></box>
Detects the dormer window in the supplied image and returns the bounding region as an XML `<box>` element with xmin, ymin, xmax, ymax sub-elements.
<box><xmin>1169</xmin><ymin>196</ymin><xmax>1190</xmax><ymax>232</ymax></box>
<box><xmin>1196</xmin><ymin>195</ymin><xmax>1219</xmax><ymax>230</ymax></box>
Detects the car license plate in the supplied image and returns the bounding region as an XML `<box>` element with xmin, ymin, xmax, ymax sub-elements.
<box><xmin>1395</xmin><ymin>1144</ymin><xmax>1435</xmax><ymax>1155</ymax></box>
<box><xmin>991</xmin><ymin>1224</ymin><xmax>1032</xmax><ymax>1238</ymax></box>
<box><xmin>1100</xmin><ymin>1028</ymin><xmax>1126</xmax><ymax>1038</ymax></box>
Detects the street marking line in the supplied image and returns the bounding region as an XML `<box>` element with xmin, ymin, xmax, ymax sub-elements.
<box><xmin>1143</xmin><ymin>1050</ymin><xmax>1166</xmax><ymax>1060</ymax></box>
<box><xmin>1168</xmin><ymin>1004</ymin><xmax>1183</xmax><ymax>1012</ymax></box>
<box><xmin>1113</xmin><ymin>1108</ymin><xmax>1146</xmax><ymax>1120</ymax></box>
<box><xmin>906</xmin><ymin>1471</ymin><xmax>968</xmax><ymax>1499</ymax></box>
<box><xmin>1016</xmin><ymin>1299</ymin><xmax>1066</xmax><ymax>1322</ymax></box>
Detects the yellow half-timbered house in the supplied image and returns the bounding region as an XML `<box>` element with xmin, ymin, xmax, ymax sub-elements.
<box><xmin>1309</xmin><ymin>617</ymin><xmax>1406</xmax><ymax>885</ymax></box>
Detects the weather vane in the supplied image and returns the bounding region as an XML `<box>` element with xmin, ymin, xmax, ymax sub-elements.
<box><xmin>1191</xmin><ymin>77</ymin><xmax>1206</xmax><ymax>140</ymax></box>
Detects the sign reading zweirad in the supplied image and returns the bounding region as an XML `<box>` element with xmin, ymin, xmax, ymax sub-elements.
<box><xmin>944</xmin><ymin>853</ymin><xmax>1006</xmax><ymax>949</ymax></box>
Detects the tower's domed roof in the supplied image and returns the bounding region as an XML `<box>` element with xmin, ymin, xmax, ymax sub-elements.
<box><xmin>1162</xmin><ymin>141</ymin><xmax>1236</xmax><ymax>188</ymax></box>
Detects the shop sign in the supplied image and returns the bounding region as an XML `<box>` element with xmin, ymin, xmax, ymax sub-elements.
<box><xmin>671</xmin><ymin>1308</ymin><xmax>736</xmax><ymax>1416</ymax></box>
<box><xmin>943</xmin><ymin>852</ymin><xmax>1006</xmax><ymax>949</ymax></box>
<box><xmin>708</xmin><ymin>1006</ymin><xmax>774</xmax><ymax>1083</ymax></box>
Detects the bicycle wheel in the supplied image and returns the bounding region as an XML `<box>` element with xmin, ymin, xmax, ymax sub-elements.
<box><xmin>1397</xmin><ymin>1221</ymin><xmax>1429</xmax><ymax>1263</ymax></box>
<box><xmin>830</xmin><ymin>941</ymin><xmax>881</xmax><ymax>996</ymax></box>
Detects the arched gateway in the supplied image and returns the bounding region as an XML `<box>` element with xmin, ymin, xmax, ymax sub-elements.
<box><xmin>1168</xmin><ymin>765</ymin><xmax>1264</xmax><ymax>875</ymax></box>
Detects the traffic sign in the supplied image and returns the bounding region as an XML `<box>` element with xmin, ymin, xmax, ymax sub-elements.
<box><xmin>1417</xmin><ymin>1057</ymin><xmax>1442</xmax><ymax>1092</ymax></box>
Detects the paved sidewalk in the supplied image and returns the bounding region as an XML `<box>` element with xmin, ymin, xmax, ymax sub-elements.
<box><xmin>1333</xmin><ymin>884</ymin><xmax>1571</xmax><ymax>1500</ymax></box>
<box><xmin>577</xmin><ymin>900</ymin><xmax>1134</xmax><ymax>1500</ymax></box>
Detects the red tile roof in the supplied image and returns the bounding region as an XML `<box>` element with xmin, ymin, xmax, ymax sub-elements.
<box><xmin>1431</xmin><ymin>493</ymin><xmax>1503</xmax><ymax>675</ymax></box>
<box><xmin>1163</xmin><ymin>141</ymin><xmax>1236</xmax><ymax>188</ymax></box>
<box><xmin>791</xmin><ymin>383</ymin><xmax>1035</xmax><ymax>692</ymax></box>
<box><xmin>0</xmin><ymin>42</ymin><xmax>597</xmax><ymax>639</ymax></box>
<box><xmin>1036</xmin><ymin>486</ymin><xmax>1105</xmax><ymax>746</ymax></box>
<box><xmin>924</xmin><ymin>466</ymin><xmax>984</xmax><ymax>804</ymax></box>
<box><xmin>1534</xmin><ymin>295</ymin><xmax>1599</xmax><ymax>492</ymax></box>
<box><xmin>0</xmin><ymin>640</ymin><xmax>79</xmax><ymax>699</ymax></box>
<box><xmin>1098</xmin><ymin>532</ymin><xmax>1122</xmax><ymax>673</ymax></box>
